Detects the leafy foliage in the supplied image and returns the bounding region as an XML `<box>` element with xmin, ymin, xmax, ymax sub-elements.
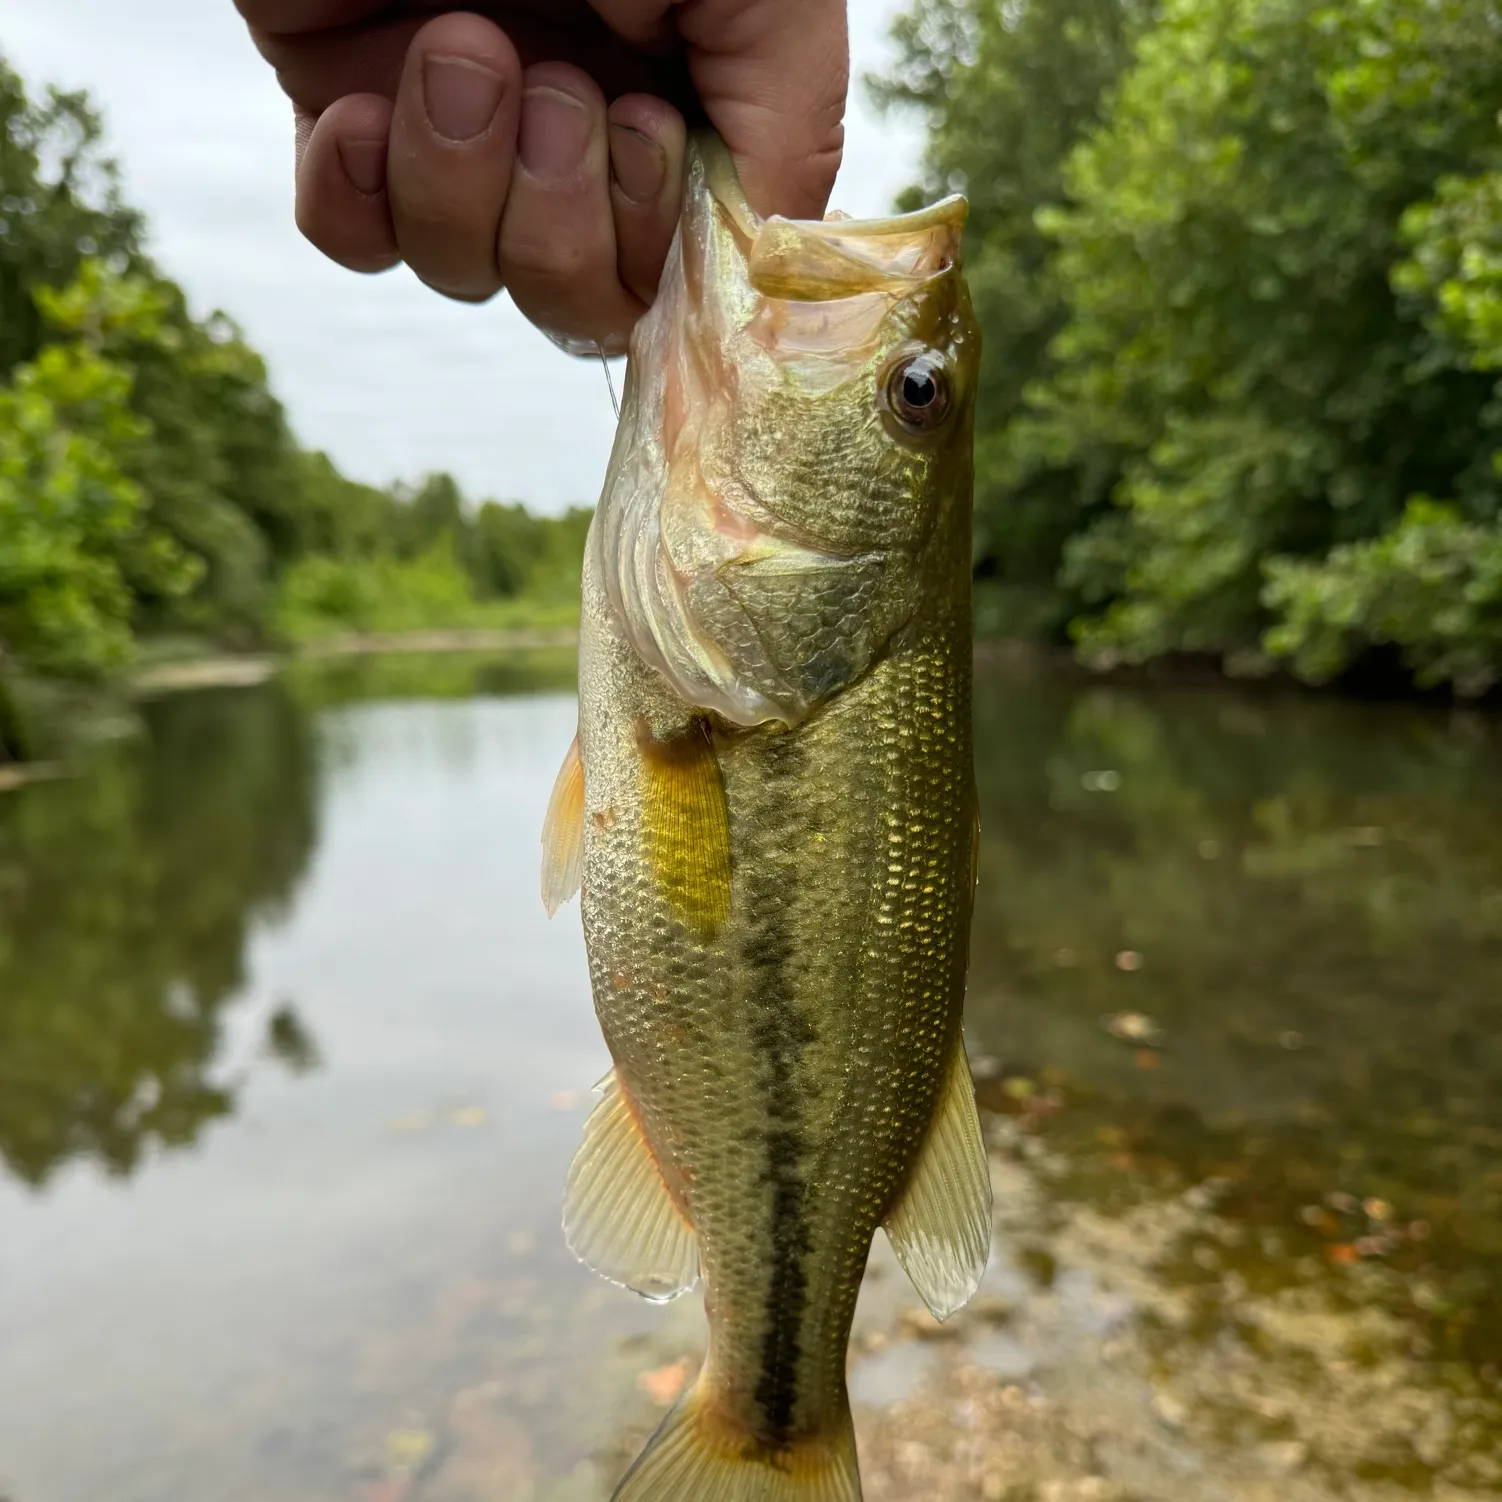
<box><xmin>0</xmin><ymin>263</ymin><xmax>199</xmax><ymax>677</ymax></box>
<box><xmin>0</xmin><ymin>57</ymin><xmax>144</xmax><ymax>378</ymax></box>
<box><xmin>1262</xmin><ymin>137</ymin><xmax>1502</xmax><ymax>687</ymax></box>
<box><xmin>0</xmin><ymin>52</ymin><xmax>592</xmax><ymax>744</ymax></box>
<box><xmin>879</xmin><ymin>0</ymin><xmax>1502</xmax><ymax>692</ymax></box>
<box><xmin>1265</xmin><ymin>500</ymin><xmax>1502</xmax><ymax>694</ymax></box>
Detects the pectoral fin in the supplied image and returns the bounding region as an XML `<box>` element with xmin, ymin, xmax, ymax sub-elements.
<box><xmin>541</xmin><ymin>734</ymin><xmax>584</xmax><ymax>917</ymax></box>
<box><xmin>884</xmin><ymin>1038</ymin><xmax>993</xmax><ymax>1319</ymax></box>
<box><xmin>639</xmin><ymin>719</ymin><xmax>732</xmax><ymax>936</ymax></box>
<box><xmin>563</xmin><ymin>1070</ymin><xmax>699</xmax><ymax>1302</ymax></box>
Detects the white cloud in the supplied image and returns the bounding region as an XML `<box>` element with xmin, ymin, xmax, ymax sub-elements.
<box><xmin>1</xmin><ymin>0</ymin><xmax>926</xmax><ymax>513</ymax></box>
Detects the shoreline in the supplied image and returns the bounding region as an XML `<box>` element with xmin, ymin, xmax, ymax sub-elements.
<box><xmin>0</xmin><ymin>630</ymin><xmax>582</xmax><ymax>789</ymax></box>
<box><xmin>4</xmin><ymin>628</ymin><xmax>1496</xmax><ymax>792</ymax></box>
<box><xmin>128</xmin><ymin>627</ymin><xmax>581</xmax><ymax>697</ymax></box>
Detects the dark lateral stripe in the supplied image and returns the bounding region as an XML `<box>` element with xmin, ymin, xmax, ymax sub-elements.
<box><xmin>742</xmin><ymin>733</ymin><xmax>815</xmax><ymax>1446</ymax></box>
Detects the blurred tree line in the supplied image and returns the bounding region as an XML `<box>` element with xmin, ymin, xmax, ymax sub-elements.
<box><xmin>878</xmin><ymin>0</ymin><xmax>1502</xmax><ymax>694</ymax></box>
<box><xmin>0</xmin><ymin>56</ymin><xmax>589</xmax><ymax>755</ymax></box>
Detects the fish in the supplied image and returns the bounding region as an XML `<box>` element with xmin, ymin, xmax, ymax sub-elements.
<box><xmin>541</xmin><ymin>132</ymin><xmax>988</xmax><ymax>1502</ymax></box>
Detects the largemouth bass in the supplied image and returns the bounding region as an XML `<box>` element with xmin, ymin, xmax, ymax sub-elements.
<box><xmin>542</xmin><ymin>133</ymin><xmax>987</xmax><ymax>1502</ymax></box>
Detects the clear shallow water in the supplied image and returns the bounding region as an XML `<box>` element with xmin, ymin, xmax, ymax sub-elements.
<box><xmin>1</xmin><ymin>650</ymin><xmax>1499</xmax><ymax>1500</ymax></box>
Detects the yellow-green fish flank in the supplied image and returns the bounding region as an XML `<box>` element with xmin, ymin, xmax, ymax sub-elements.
<box><xmin>543</xmin><ymin>133</ymin><xmax>990</xmax><ymax>1502</ymax></box>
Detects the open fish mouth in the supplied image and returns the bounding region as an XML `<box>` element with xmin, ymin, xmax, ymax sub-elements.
<box><xmin>692</xmin><ymin>131</ymin><xmax>967</xmax><ymax>294</ymax></box>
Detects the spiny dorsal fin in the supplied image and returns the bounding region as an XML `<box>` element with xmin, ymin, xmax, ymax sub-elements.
<box><xmin>884</xmin><ymin>1038</ymin><xmax>992</xmax><ymax>1319</ymax></box>
<box><xmin>563</xmin><ymin>1070</ymin><xmax>698</xmax><ymax>1302</ymax></box>
<box><xmin>638</xmin><ymin>718</ymin><xmax>732</xmax><ymax>936</ymax></box>
<box><xmin>541</xmin><ymin>733</ymin><xmax>584</xmax><ymax>917</ymax></box>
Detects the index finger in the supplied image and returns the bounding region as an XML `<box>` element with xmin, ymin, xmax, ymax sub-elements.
<box><xmin>236</xmin><ymin>0</ymin><xmax>598</xmax><ymax>38</ymax></box>
<box><xmin>242</xmin><ymin>1</ymin><xmax>694</xmax><ymax>115</ymax></box>
<box><xmin>234</xmin><ymin>0</ymin><xmax>434</xmax><ymax>33</ymax></box>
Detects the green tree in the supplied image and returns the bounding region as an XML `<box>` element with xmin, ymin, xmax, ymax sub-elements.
<box><xmin>117</xmin><ymin>288</ymin><xmax>301</xmax><ymax>641</ymax></box>
<box><xmin>0</xmin><ymin>52</ymin><xmax>590</xmax><ymax>688</ymax></box>
<box><xmin>0</xmin><ymin>56</ymin><xmax>144</xmax><ymax>377</ymax></box>
<box><xmin>880</xmin><ymin>0</ymin><xmax>1502</xmax><ymax>689</ymax></box>
<box><xmin>292</xmin><ymin>448</ymin><xmax>404</xmax><ymax>559</ymax></box>
<box><xmin>1263</xmin><ymin>154</ymin><xmax>1502</xmax><ymax>692</ymax></box>
<box><xmin>0</xmin><ymin>262</ymin><xmax>199</xmax><ymax>678</ymax></box>
<box><xmin>395</xmin><ymin>470</ymin><xmax>468</xmax><ymax>559</ymax></box>
<box><xmin>2</xmin><ymin>52</ymin><xmax>307</xmax><ymax>648</ymax></box>
<box><xmin>1032</xmin><ymin>0</ymin><xmax>1502</xmax><ymax>668</ymax></box>
<box><xmin>471</xmin><ymin>499</ymin><xmax>549</xmax><ymax>597</ymax></box>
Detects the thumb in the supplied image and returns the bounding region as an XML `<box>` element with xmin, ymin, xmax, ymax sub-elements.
<box><xmin>679</xmin><ymin>0</ymin><xmax>848</xmax><ymax>221</ymax></box>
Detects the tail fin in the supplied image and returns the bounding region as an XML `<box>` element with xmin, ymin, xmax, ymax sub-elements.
<box><xmin>613</xmin><ymin>1380</ymin><xmax>861</xmax><ymax>1502</ymax></box>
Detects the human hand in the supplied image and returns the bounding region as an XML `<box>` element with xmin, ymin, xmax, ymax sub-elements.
<box><xmin>238</xmin><ymin>1</ymin><xmax>848</xmax><ymax>354</ymax></box>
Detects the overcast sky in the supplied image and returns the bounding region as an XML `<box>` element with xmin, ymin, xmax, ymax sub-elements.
<box><xmin>1</xmin><ymin>1</ymin><xmax>927</xmax><ymax>515</ymax></box>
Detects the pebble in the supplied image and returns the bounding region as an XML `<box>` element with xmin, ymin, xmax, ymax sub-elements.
<box><xmin>1259</xmin><ymin>1439</ymin><xmax>1309</xmax><ymax>1473</ymax></box>
<box><xmin>1152</xmin><ymin>1391</ymin><xmax>1189</xmax><ymax>1429</ymax></box>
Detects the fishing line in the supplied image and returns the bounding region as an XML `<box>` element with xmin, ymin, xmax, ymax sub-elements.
<box><xmin>596</xmin><ymin>343</ymin><xmax>621</xmax><ymax>420</ymax></box>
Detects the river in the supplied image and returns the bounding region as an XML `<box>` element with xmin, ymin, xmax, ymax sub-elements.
<box><xmin>1</xmin><ymin>649</ymin><xmax>1498</xmax><ymax>1501</ymax></box>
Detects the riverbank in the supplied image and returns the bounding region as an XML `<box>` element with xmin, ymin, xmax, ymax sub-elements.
<box><xmin>0</xmin><ymin>630</ymin><xmax>582</xmax><ymax>790</ymax></box>
<box><xmin>0</xmin><ymin>762</ymin><xmax>66</xmax><ymax>794</ymax></box>
<box><xmin>128</xmin><ymin>627</ymin><xmax>580</xmax><ymax>698</ymax></box>
<box><xmin>5</xmin><ymin>625</ymin><xmax>1496</xmax><ymax>795</ymax></box>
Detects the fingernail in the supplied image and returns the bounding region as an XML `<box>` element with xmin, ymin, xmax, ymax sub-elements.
<box><xmin>519</xmin><ymin>87</ymin><xmax>590</xmax><ymax>182</ymax></box>
<box><xmin>337</xmin><ymin>138</ymin><xmax>387</xmax><ymax>196</ymax></box>
<box><xmin>609</xmin><ymin>123</ymin><xmax>666</xmax><ymax>205</ymax></box>
<box><xmin>424</xmin><ymin>55</ymin><xmax>503</xmax><ymax>143</ymax></box>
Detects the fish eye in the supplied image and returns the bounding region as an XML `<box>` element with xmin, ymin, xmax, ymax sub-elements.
<box><xmin>883</xmin><ymin>352</ymin><xmax>952</xmax><ymax>437</ymax></box>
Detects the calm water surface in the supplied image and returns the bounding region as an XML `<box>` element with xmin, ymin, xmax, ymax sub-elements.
<box><xmin>1</xmin><ymin>650</ymin><xmax>1499</xmax><ymax>1501</ymax></box>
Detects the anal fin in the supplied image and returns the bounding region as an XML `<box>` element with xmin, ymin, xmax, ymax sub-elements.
<box><xmin>541</xmin><ymin>733</ymin><xmax>584</xmax><ymax>916</ymax></box>
<box><xmin>883</xmin><ymin>1038</ymin><xmax>993</xmax><ymax>1319</ymax></box>
<box><xmin>563</xmin><ymin>1070</ymin><xmax>698</xmax><ymax>1302</ymax></box>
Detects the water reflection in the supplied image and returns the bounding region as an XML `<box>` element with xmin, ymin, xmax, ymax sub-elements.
<box><xmin>0</xmin><ymin>658</ymin><xmax>653</xmax><ymax>1502</ymax></box>
<box><xmin>289</xmin><ymin>646</ymin><xmax>580</xmax><ymax>712</ymax></box>
<box><xmin>966</xmin><ymin>654</ymin><xmax>1502</xmax><ymax>1369</ymax></box>
<box><xmin>0</xmin><ymin>650</ymin><xmax>1498</xmax><ymax>1500</ymax></box>
<box><xmin>0</xmin><ymin>683</ymin><xmax>321</xmax><ymax>1187</ymax></box>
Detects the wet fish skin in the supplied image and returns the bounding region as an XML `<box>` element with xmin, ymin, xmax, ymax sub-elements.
<box><xmin>544</xmin><ymin>133</ymin><xmax>988</xmax><ymax>1502</ymax></box>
